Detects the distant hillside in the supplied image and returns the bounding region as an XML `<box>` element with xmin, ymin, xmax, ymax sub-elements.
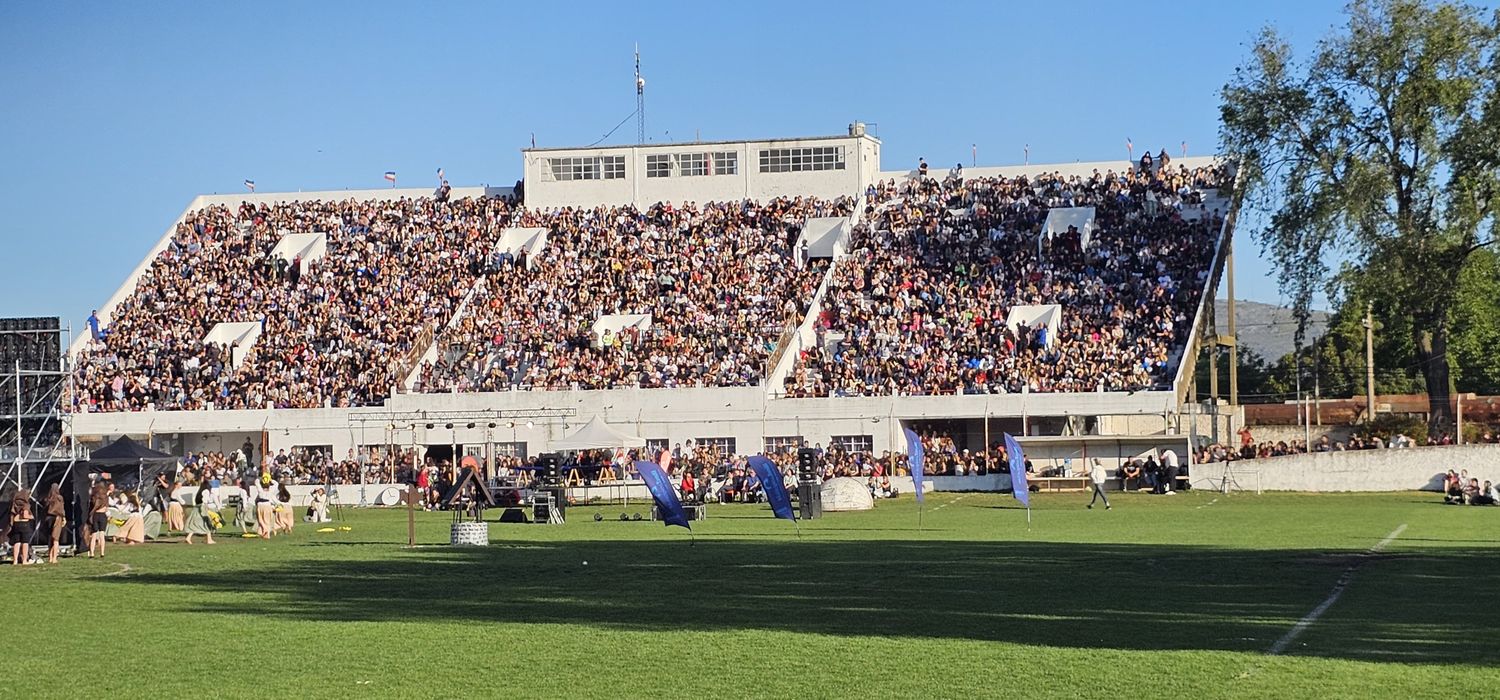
<box><xmin>1213</xmin><ymin>299</ymin><xmax>1329</xmax><ymax>362</ymax></box>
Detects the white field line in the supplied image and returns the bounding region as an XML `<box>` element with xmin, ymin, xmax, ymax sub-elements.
<box><xmin>929</xmin><ymin>494</ymin><xmax>971</xmax><ymax>512</ymax></box>
<box><xmin>1196</xmin><ymin>497</ymin><xmax>1219</xmax><ymax>510</ymax></box>
<box><xmin>1267</xmin><ymin>523</ymin><xmax>1408</xmax><ymax>655</ymax></box>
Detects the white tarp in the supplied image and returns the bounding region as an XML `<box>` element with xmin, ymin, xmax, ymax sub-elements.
<box><xmin>1005</xmin><ymin>305</ymin><xmax>1061</xmax><ymax>349</ymax></box>
<box><xmin>270</xmin><ymin>231</ymin><xmax>328</xmax><ymax>267</ymax></box>
<box><xmin>549</xmin><ymin>416</ymin><xmax>646</xmax><ymax>452</ymax></box>
<box><xmin>795</xmin><ymin>217</ymin><xmax>852</xmax><ymax>261</ymax></box>
<box><xmin>496</xmin><ymin>227</ymin><xmax>549</xmax><ymax>269</ymax></box>
<box><xmin>820</xmin><ymin>477</ymin><xmax>874</xmax><ymax>511</ymax></box>
<box><xmin>592</xmin><ymin>314</ymin><xmax>653</xmax><ymax>348</ymax></box>
<box><xmin>1042</xmin><ymin>207</ymin><xmax>1096</xmax><ymax>250</ymax></box>
<box><xmin>202</xmin><ymin>321</ymin><xmax>262</xmax><ymax>369</ymax></box>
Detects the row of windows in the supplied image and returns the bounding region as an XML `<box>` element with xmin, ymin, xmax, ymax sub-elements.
<box><xmin>645</xmin><ymin>151</ymin><xmax>738</xmax><ymax>178</ymax></box>
<box><xmin>544</xmin><ymin>145</ymin><xmax>847</xmax><ymax>182</ymax></box>
<box><xmin>759</xmin><ymin>146</ymin><xmax>846</xmax><ymax>173</ymax></box>
<box><xmin>543</xmin><ymin>156</ymin><xmax>626</xmax><ymax>182</ymax></box>
<box><xmin>637</xmin><ymin>435</ymin><xmax>876</xmax><ymax>457</ymax></box>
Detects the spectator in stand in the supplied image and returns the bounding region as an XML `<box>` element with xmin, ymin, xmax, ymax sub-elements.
<box><xmin>73</xmin><ymin>195</ymin><xmax>517</xmax><ymax>412</ymax></box>
<box><xmin>784</xmin><ymin>164</ymin><xmax>1231</xmax><ymax>398</ymax></box>
<box><xmin>418</xmin><ymin>196</ymin><xmax>850</xmax><ymax>392</ymax></box>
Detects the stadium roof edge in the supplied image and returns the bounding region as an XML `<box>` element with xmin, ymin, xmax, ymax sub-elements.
<box><xmin>522</xmin><ymin>132</ymin><xmax>879</xmax><ymax>153</ymax></box>
<box><xmin>877</xmin><ymin>155</ymin><xmax>1225</xmax><ymax>181</ymax></box>
<box><xmin>189</xmin><ymin>185</ymin><xmax>513</xmax><ymax>204</ymax></box>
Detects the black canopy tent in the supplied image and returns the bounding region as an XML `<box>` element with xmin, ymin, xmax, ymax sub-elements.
<box><xmin>66</xmin><ymin>437</ymin><xmax>180</xmax><ymax>546</ymax></box>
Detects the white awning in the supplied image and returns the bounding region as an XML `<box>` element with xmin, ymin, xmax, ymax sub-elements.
<box><xmin>548</xmin><ymin>416</ymin><xmax>647</xmax><ymax>452</ymax></box>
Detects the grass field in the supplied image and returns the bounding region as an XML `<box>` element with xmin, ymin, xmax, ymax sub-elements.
<box><xmin>2</xmin><ymin>490</ymin><xmax>1497</xmax><ymax>698</ymax></box>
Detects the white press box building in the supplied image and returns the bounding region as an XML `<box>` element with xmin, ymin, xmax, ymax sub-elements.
<box><xmin>68</xmin><ymin>124</ymin><xmax>1242</xmax><ymax>474</ymax></box>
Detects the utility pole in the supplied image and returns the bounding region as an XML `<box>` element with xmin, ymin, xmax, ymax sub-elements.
<box><xmin>1227</xmin><ymin>247</ymin><xmax>1239</xmax><ymax>413</ymax></box>
<box><xmin>1364</xmin><ymin>302</ymin><xmax>1376</xmax><ymax>425</ymax></box>
<box><xmin>635</xmin><ymin>44</ymin><xmax>646</xmax><ymax>145</ymax></box>
<box><xmin>1314</xmin><ymin>337</ymin><xmax>1321</xmax><ymax>426</ymax></box>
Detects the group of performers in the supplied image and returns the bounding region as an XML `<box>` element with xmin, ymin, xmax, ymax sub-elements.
<box><xmin>5</xmin><ymin>484</ymin><xmax>66</xmax><ymax>565</ymax></box>
<box><xmin>3</xmin><ymin>470</ymin><xmax>335</xmax><ymax>563</ymax></box>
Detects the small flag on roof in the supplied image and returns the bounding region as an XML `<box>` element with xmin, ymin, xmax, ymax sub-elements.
<box><xmin>244</xmin><ymin>179</ymin><xmax>255</xmax><ymax>192</ymax></box>
<box><xmin>384</xmin><ymin>171</ymin><xmax>397</xmax><ymax>183</ymax></box>
<box><xmin>436</xmin><ymin>167</ymin><xmax>444</xmax><ymax>181</ymax></box>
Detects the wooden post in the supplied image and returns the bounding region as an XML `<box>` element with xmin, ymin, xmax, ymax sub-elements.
<box><xmin>1457</xmin><ymin>394</ymin><xmax>1464</xmax><ymax>445</ymax></box>
<box><xmin>407</xmin><ymin>483</ymin><xmax>417</xmax><ymax>547</ymax></box>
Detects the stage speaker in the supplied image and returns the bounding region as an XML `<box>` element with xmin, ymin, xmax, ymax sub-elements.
<box><xmin>498</xmin><ymin>507</ymin><xmax>529</xmax><ymax>523</ymax></box>
<box><xmin>797</xmin><ymin>447</ymin><xmax>819</xmax><ymax>483</ymax></box>
<box><xmin>798</xmin><ymin>483</ymin><xmax>822</xmax><ymax>519</ymax></box>
<box><xmin>538</xmin><ymin>453</ymin><xmax>561</xmax><ymax>485</ymax></box>
<box><xmin>532</xmin><ymin>486</ymin><xmax>567</xmax><ymax>522</ymax></box>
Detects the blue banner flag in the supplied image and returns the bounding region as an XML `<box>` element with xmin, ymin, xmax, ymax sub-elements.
<box><xmin>1004</xmin><ymin>433</ymin><xmax>1030</xmax><ymax>508</ymax></box>
<box><xmin>634</xmin><ymin>460</ymin><xmax>691</xmax><ymax>529</ymax></box>
<box><xmin>903</xmin><ymin>428</ymin><xmax>925</xmax><ymax>503</ymax></box>
<box><xmin>746</xmin><ymin>456</ymin><xmax>796</xmax><ymax>521</ymax></box>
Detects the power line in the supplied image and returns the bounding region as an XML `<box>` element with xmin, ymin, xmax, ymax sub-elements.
<box><xmin>585</xmin><ymin>108</ymin><xmax>639</xmax><ymax>148</ymax></box>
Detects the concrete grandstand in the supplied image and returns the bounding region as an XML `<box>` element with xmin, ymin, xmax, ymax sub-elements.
<box><xmin>66</xmin><ymin>125</ymin><xmax>1240</xmax><ymax>476</ymax></box>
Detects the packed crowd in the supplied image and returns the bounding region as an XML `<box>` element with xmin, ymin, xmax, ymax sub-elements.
<box><xmin>74</xmin><ymin>196</ymin><xmax>518</xmax><ymax>411</ymax></box>
<box><xmin>784</xmin><ymin>163</ymin><xmax>1232</xmax><ymax>397</ymax></box>
<box><xmin>1192</xmin><ymin>426</ymin><xmax>1493</xmax><ymax>464</ymax></box>
<box><xmin>417</xmin><ymin>196</ymin><xmax>852</xmax><ymax>392</ymax></box>
<box><xmin>71</xmin><ymin>159</ymin><xmax>1233</xmax><ymax>407</ymax></box>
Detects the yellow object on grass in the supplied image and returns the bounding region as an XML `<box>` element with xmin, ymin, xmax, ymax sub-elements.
<box><xmin>316</xmin><ymin>527</ymin><xmax>336</xmax><ymax>533</ymax></box>
<box><xmin>241</xmin><ymin>533</ymin><xmax>259</xmax><ymax>538</ymax></box>
<box><xmin>338</xmin><ymin>526</ymin><xmax>352</xmax><ymax>531</ymax></box>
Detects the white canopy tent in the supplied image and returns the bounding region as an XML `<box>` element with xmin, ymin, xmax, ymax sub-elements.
<box><xmin>548</xmin><ymin>416</ymin><xmax>647</xmax><ymax>452</ymax></box>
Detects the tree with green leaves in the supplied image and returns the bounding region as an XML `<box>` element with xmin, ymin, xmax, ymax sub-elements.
<box><xmin>1220</xmin><ymin>0</ymin><xmax>1500</xmax><ymax>429</ymax></box>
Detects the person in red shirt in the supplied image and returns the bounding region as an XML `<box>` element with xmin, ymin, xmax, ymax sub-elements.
<box><xmin>680</xmin><ymin>471</ymin><xmax>696</xmax><ymax>503</ymax></box>
<box><xmin>416</xmin><ymin>464</ymin><xmax>432</xmax><ymax>510</ymax></box>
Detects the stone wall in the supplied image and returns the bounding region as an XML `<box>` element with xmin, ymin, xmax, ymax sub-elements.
<box><xmin>1186</xmin><ymin>444</ymin><xmax>1500</xmax><ymax>492</ymax></box>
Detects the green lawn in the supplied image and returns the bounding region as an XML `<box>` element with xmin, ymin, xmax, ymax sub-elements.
<box><xmin>1</xmin><ymin>490</ymin><xmax>1496</xmax><ymax>698</ymax></box>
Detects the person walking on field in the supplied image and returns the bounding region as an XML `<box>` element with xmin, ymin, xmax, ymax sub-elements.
<box><xmin>1086</xmin><ymin>459</ymin><xmax>1111</xmax><ymax>510</ymax></box>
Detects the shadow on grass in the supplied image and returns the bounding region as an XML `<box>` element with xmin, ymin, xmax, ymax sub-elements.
<box><xmin>108</xmin><ymin>538</ymin><xmax>1500</xmax><ymax>665</ymax></box>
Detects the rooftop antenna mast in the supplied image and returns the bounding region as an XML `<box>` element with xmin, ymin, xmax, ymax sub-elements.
<box><xmin>635</xmin><ymin>43</ymin><xmax>646</xmax><ymax>144</ymax></box>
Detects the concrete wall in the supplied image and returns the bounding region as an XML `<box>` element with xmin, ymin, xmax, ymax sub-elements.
<box><xmin>1187</xmin><ymin>444</ymin><xmax>1500</xmax><ymax>492</ymax></box>
<box><xmin>72</xmin><ymin>385</ymin><xmax>1182</xmax><ymax>465</ymax></box>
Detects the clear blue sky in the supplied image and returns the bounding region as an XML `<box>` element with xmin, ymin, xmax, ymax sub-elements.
<box><xmin>0</xmin><ymin>0</ymin><xmax>1353</xmax><ymax>328</ymax></box>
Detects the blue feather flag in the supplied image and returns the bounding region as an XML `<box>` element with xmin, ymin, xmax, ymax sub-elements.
<box><xmin>634</xmin><ymin>460</ymin><xmax>691</xmax><ymax>529</ymax></box>
<box><xmin>1004</xmin><ymin>433</ymin><xmax>1030</xmax><ymax>508</ymax></box>
<box><xmin>903</xmin><ymin>428</ymin><xmax>925</xmax><ymax>503</ymax></box>
<box><xmin>747</xmin><ymin>456</ymin><xmax>795</xmax><ymax>521</ymax></box>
